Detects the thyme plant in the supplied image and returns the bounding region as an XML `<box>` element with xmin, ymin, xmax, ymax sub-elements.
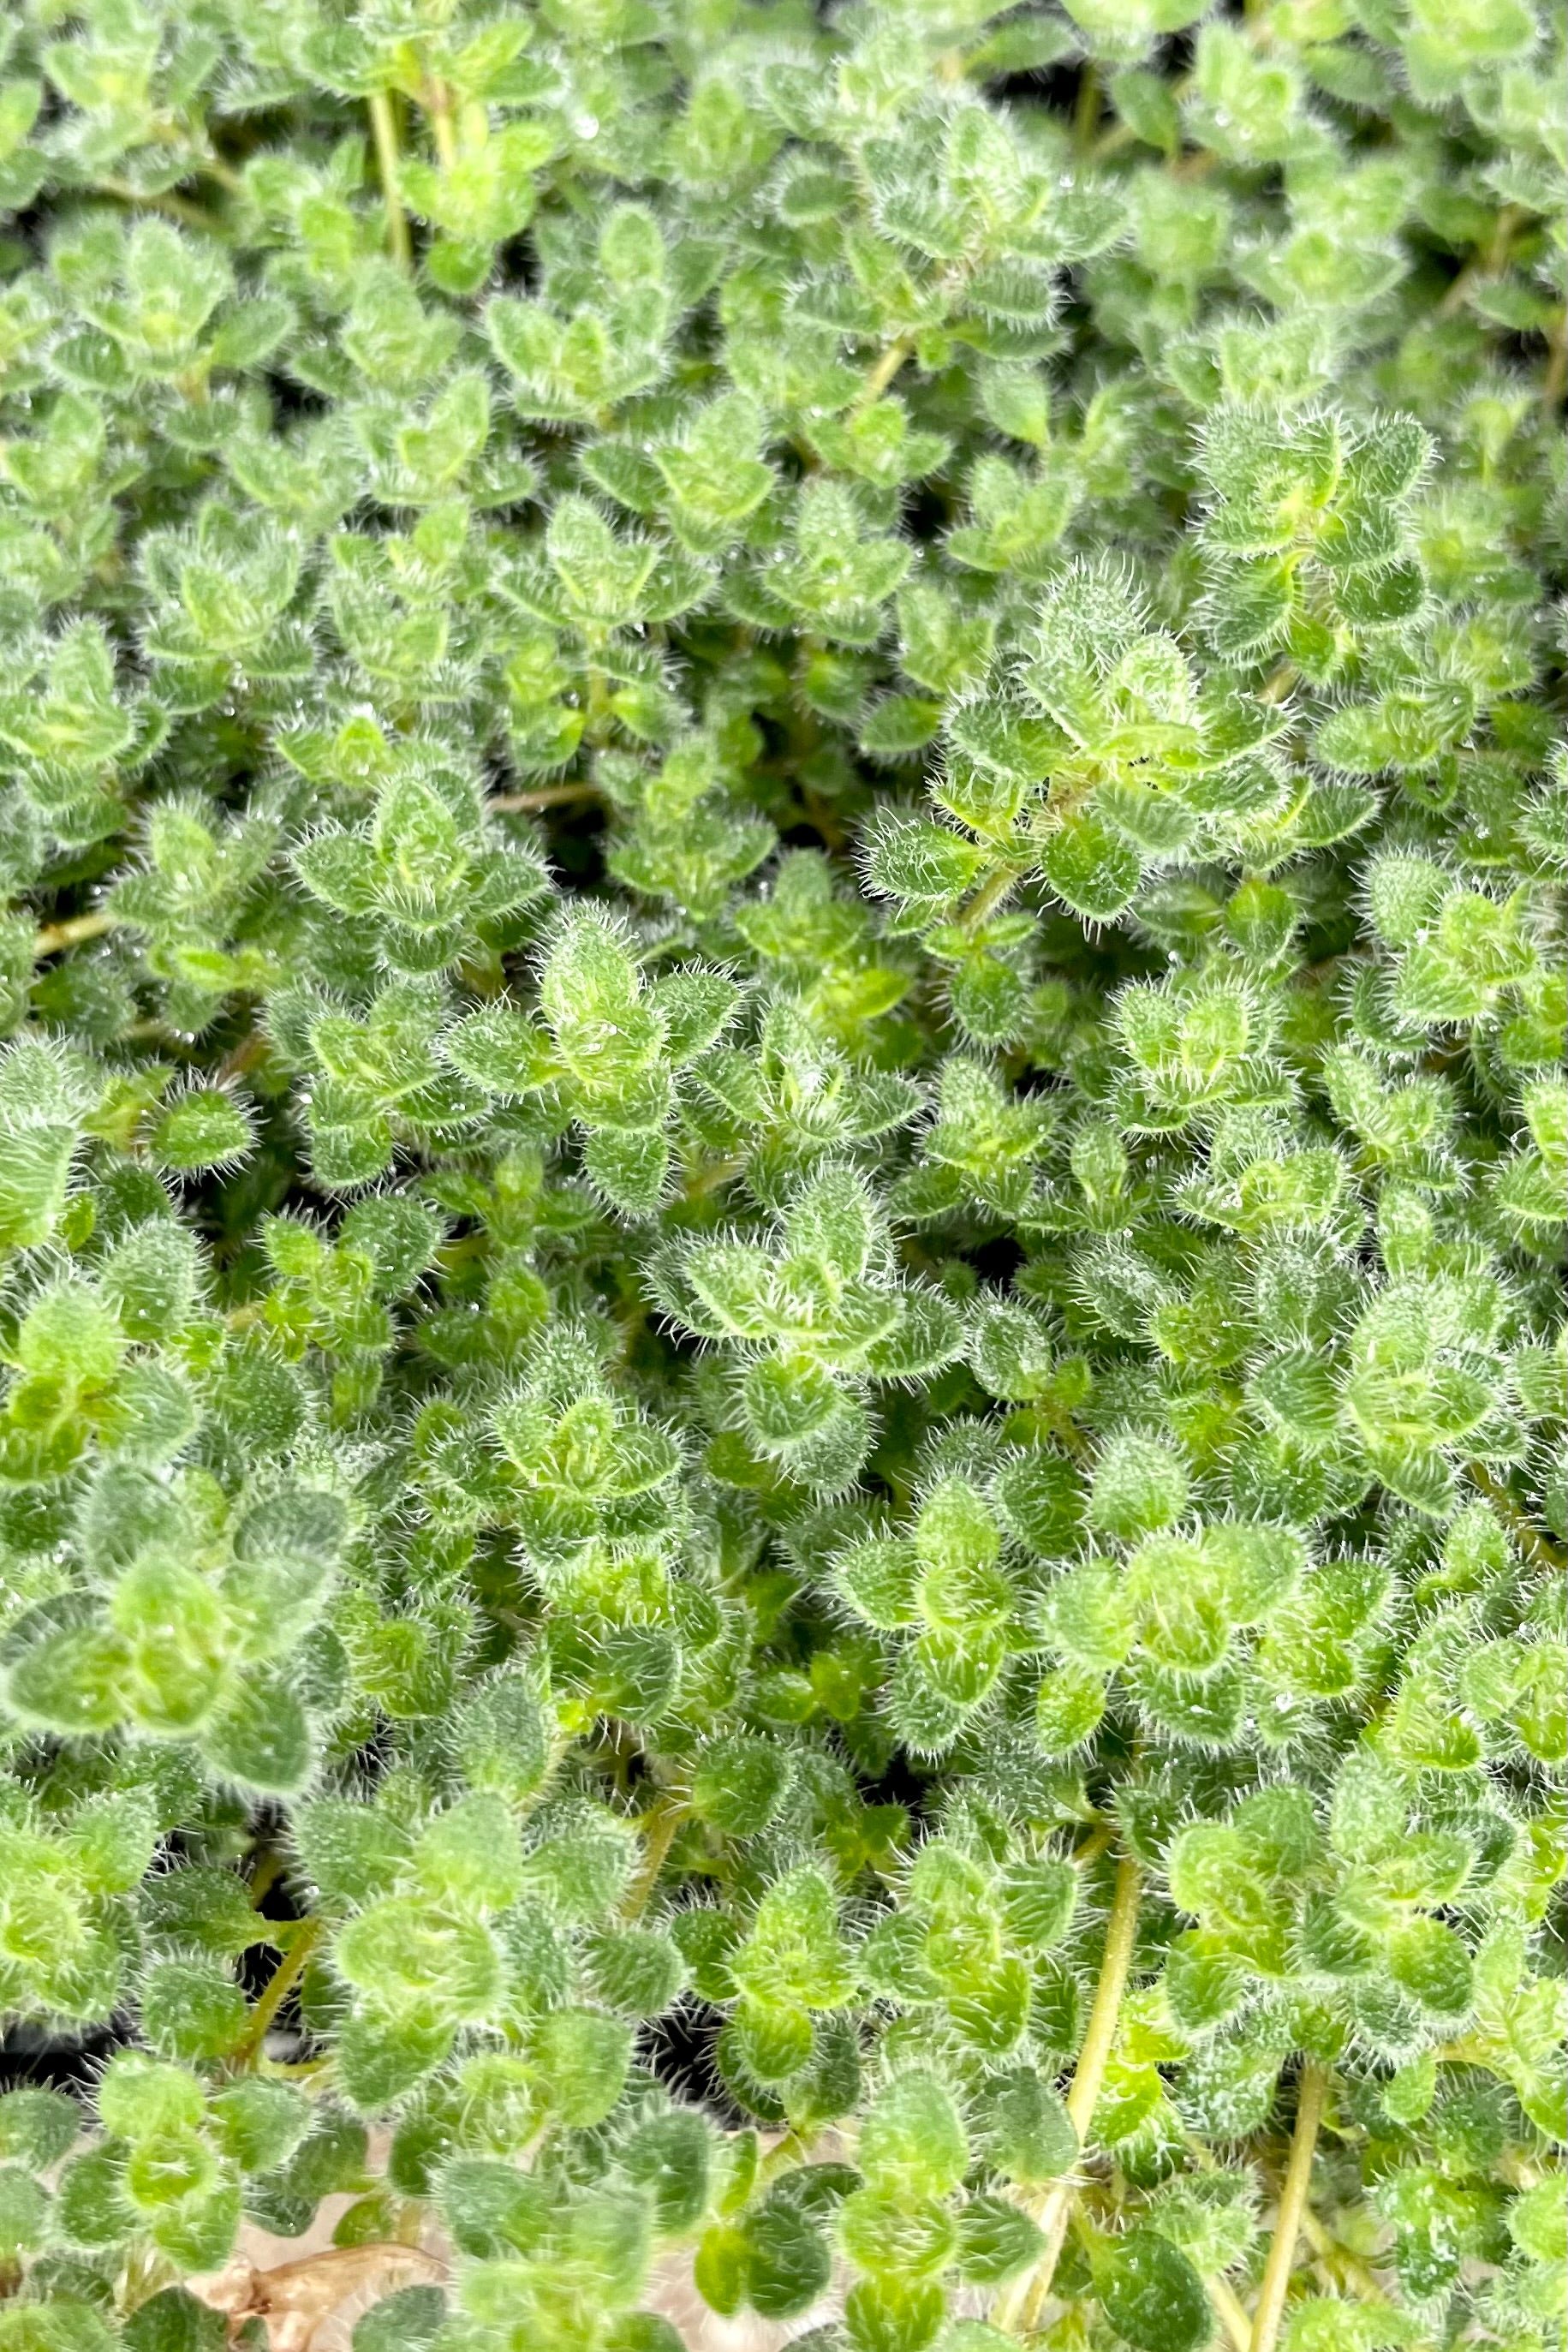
<box><xmin>0</xmin><ymin>2</ymin><xmax>1563</xmax><ymax>2349</ymax></box>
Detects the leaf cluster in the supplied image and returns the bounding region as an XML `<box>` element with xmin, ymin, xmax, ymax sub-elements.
<box><xmin>0</xmin><ymin>1</ymin><xmax>1561</xmax><ymax>2349</ymax></box>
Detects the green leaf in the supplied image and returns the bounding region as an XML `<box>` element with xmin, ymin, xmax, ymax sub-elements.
<box><xmin>859</xmin><ymin>2071</ymin><xmax>969</xmax><ymax>2198</ymax></box>
<box><xmin>531</xmin><ymin>2008</ymin><xmax>634</xmax><ymax>2127</ymax></box>
<box><xmin>1040</xmin><ymin>815</ymin><xmax>1142</xmax><ymax>919</ymax></box>
<box><xmin>1098</xmin><ymin>2228</ymin><xmax>1213</xmax><ymax>2352</ymax></box>
<box><xmin>199</xmin><ymin>1673</ymin><xmax>313</xmax><ymax>1794</ymax></box>
<box><xmin>980</xmin><ymin>2068</ymin><xmax>1079</xmax><ymax>2185</ymax></box>
<box><xmin>743</xmin><ymin>2197</ymin><xmax>832</xmax><ymax>2318</ymax></box>
<box><xmin>1386</xmin><ymin>1919</ymin><xmax>1473</xmax><ymax>2017</ymax></box>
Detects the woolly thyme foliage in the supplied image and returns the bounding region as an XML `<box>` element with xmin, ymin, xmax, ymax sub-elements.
<box><xmin>0</xmin><ymin>5</ymin><xmax>1563</xmax><ymax>2352</ymax></box>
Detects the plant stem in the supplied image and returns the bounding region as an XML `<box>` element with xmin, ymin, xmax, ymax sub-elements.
<box><xmin>425</xmin><ymin>75</ymin><xmax>459</xmax><ymax>170</ymax></box>
<box><xmin>193</xmin><ymin>148</ymin><xmax>244</xmax><ymax>194</ymax></box>
<box><xmin>1296</xmin><ymin>2204</ymin><xmax>1391</xmax><ymax>2308</ymax></box>
<box><xmin>1190</xmin><ymin>2121</ymin><xmax>1343</xmax><ymax>2328</ymax></box>
<box><xmin>1250</xmin><ymin>2063</ymin><xmax>1328</xmax><ymax>2352</ymax></box>
<box><xmin>961</xmin><ymin>857</ymin><xmax>1028</xmax><ymax>931</ymax></box>
<box><xmin>1090</xmin><ymin>121</ymin><xmax>1139</xmax><ymax>162</ymax></box>
<box><xmin>368</xmin><ymin>92</ymin><xmax>413</xmax><ymax>270</ymax></box>
<box><xmin>247</xmin><ymin>1848</ymin><xmax>284</xmax><ymax>1907</ymax></box>
<box><xmin>1464</xmin><ymin>1462</ymin><xmax>1568</xmax><ymax>1574</ymax></box>
<box><xmin>1074</xmin><ymin>64</ymin><xmax>1101</xmax><ymax>152</ymax></box>
<box><xmin>621</xmin><ymin>1792</ymin><xmax>686</xmax><ymax>1920</ymax></box>
<box><xmin>1042</xmin><ymin>1397</ymin><xmax>1093</xmax><ymax>1463</ymax></box>
<box><xmin>33</xmin><ymin>909</ymin><xmax>117</xmax><ymax>959</ymax></box>
<box><xmin>98</xmin><ymin>180</ymin><xmax>235</xmax><ymax>237</ymax></box>
<box><xmin>1212</xmin><ymin>2273</ymin><xmax>1255</xmax><ymax>2352</ymax></box>
<box><xmin>856</xmin><ymin>335</ymin><xmax>915</xmax><ymax>410</ymax></box>
<box><xmin>993</xmin><ymin>1850</ymin><xmax>1142</xmax><ymax>2336</ymax></box>
<box><xmin>259</xmin><ymin>2056</ymin><xmax>332</xmax><ymax>2081</ymax></box>
<box><xmin>1439</xmin><ymin>203</ymin><xmax>1525</xmax><ymax>319</ymax></box>
<box><xmin>235</xmin><ymin>1918</ymin><xmax>323</xmax><ymax>2069</ymax></box>
<box><xmin>683</xmin><ymin>1155</ymin><xmax>747</xmax><ymax>1202</ymax></box>
<box><xmin>1541</xmin><ymin>313</ymin><xmax>1566</xmax><ymax>413</ymax></box>
<box><xmin>759</xmin><ymin>2127</ymin><xmax>817</xmax><ymax>2182</ymax></box>
<box><xmin>489</xmin><ymin>782</ymin><xmax>604</xmax><ymax>813</ymax></box>
<box><xmin>585</xmin><ymin>664</ymin><xmax>613</xmax><ymax>743</ymax></box>
<box><xmin>217</xmin><ymin>1028</ymin><xmax>271</xmax><ymax>1083</ymax></box>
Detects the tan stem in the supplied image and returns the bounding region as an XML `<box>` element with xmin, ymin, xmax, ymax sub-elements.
<box><xmin>425</xmin><ymin>75</ymin><xmax>458</xmax><ymax>170</ymax></box>
<box><xmin>620</xmin><ymin>1792</ymin><xmax>686</xmax><ymax>1921</ymax></box>
<box><xmin>368</xmin><ymin>92</ymin><xmax>412</xmax><ymax>270</ymax></box>
<box><xmin>1465</xmin><ymin>1461</ymin><xmax>1568</xmax><ymax>1574</ymax></box>
<box><xmin>961</xmin><ymin>856</ymin><xmax>1028</xmax><ymax>932</ymax></box>
<box><xmin>192</xmin><ymin>148</ymin><xmax>244</xmax><ymax>194</ymax></box>
<box><xmin>1073</xmin><ymin>64</ymin><xmax>1100</xmax><ymax>152</ymax></box>
<box><xmin>1250</xmin><ymin>2064</ymin><xmax>1328</xmax><ymax>2352</ymax></box>
<box><xmin>99</xmin><ymin>181</ymin><xmax>234</xmax><ymax>237</ymax></box>
<box><xmin>585</xmin><ymin>664</ymin><xmax>613</xmax><ymax>741</ymax></box>
<box><xmin>217</xmin><ymin>1029</ymin><xmax>271</xmax><ymax>1083</ymax></box>
<box><xmin>489</xmin><ymin>782</ymin><xmax>603</xmax><ymax>813</ymax></box>
<box><xmin>683</xmin><ymin>1155</ymin><xmax>748</xmax><ymax>1202</ymax></box>
<box><xmin>33</xmin><ymin>909</ymin><xmax>117</xmax><ymax>959</ymax></box>
<box><xmin>1296</xmin><ymin>2204</ymin><xmax>1391</xmax><ymax>2308</ymax></box>
<box><xmin>1439</xmin><ymin>203</ymin><xmax>1526</xmax><ymax>318</ymax></box>
<box><xmin>1042</xmin><ymin>1397</ymin><xmax>1093</xmax><ymax>1463</ymax></box>
<box><xmin>1542</xmin><ymin>315</ymin><xmax>1565</xmax><ymax>414</ymax></box>
<box><xmin>1090</xmin><ymin>122</ymin><xmax>1139</xmax><ymax>163</ymax></box>
<box><xmin>234</xmin><ymin>1918</ymin><xmax>323</xmax><ymax>2069</ymax></box>
<box><xmin>856</xmin><ymin>336</ymin><xmax>915</xmax><ymax>410</ymax></box>
<box><xmin>1187</xmin><ymin>2126</ymin><xmax>1314</xmax><ymax>2352</ymax></box>
<box><xmin>1211</xmin><ymin>2274</ymin><xmax>1255</xmax><ymax>2352</ymax></box>
<box><xmin>993</xmin><ymin>1850</ymin><xmax>1142</xmax><ymax>2336</ymax></box>
<box><xmin>247</xmin><ymin>1849</ymin><xmax>285</xmax><ymax>1908</ymax></box>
